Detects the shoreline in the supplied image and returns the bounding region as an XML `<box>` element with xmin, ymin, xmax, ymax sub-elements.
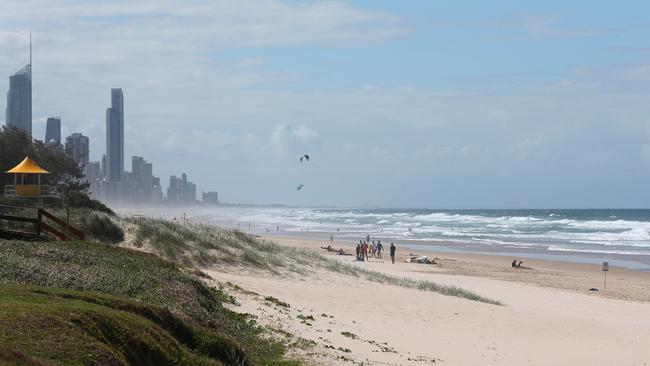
<box><xmin>254</xmin><ymin>228</ymin><xmax>650</xmax><ymax>271</ymax></box>
<box><xmin>200</xmin><ymin>215</ymin><xmax>650</xmax><ymax>271</ymax></box>
<box><xmin>261</xmin><ymin>234</ymin><xmax>650</xmax><ymax>303</ymax></box>
<box><xmin>114</xmin><ymin>207</ymin><xmax>650</xmax><ymax>272</ymax></box>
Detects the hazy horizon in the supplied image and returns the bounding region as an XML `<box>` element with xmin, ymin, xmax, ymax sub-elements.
<box><xmin>2</xmin><ymin>1</ymin><xmax>650</xmax><ymax>208</ymax></box>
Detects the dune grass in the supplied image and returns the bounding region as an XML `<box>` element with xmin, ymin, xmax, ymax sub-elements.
<box><xmin>321</xmin><ymin>259</ymin><xmax>502</xmax><ymax>305</ymax></box>
<box><xmin>126</xmin><ymin>217</ymin><xmax>310</xmax><ymax>273</ymax></box>
<box><xmin>126</xmin><ymin>218</ymin><xmax>501</xmax><ymax>305</ymax></box>
<box><xmin>0</xmin><ymin>239</ymin><xmax>299</xmax><ymax>366</ymax></box>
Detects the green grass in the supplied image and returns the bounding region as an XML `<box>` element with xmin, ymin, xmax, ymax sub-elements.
<box><xmin>0</xmin><ymin>239</ymin><xmax>299</xmax><ymax>365</ymax></box>
<box><xmin>0</xmin><ymin>285</ymin><xmax>220</xmax><ymax>366</ymax></box>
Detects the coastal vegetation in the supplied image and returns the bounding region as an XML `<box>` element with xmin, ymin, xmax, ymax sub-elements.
<box><xmin>0</xmin><ymin>239</ymin><xmax>298</xmax><ymax>365</ymax></box>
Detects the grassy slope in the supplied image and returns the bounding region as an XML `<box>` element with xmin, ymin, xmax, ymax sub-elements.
<box><xmin>0</xmin><ymin>285</ymin><xmax>218</xmax><ymax>366</ymax></box>
<box><xmin>0</xmin><ymin>239</ymin><xmax>298</xmax><ymax>366</ymax></box>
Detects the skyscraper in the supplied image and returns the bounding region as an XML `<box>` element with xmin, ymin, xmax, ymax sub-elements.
<box><xmin>105</xmin><ymin>88</ymin><xmax>124</xmax><ymax>181</ymax></box>
<box><xmin>45</xmin><ymin>117</ymin><xmax>61</xmax><ymax>145</ymax></box>
<box><xmin>6</xmin><ymin>65</ymin><xmax>32</xmax><ymax>136</ymax></box>
<box><xmin>65</xmin><ymin>132</ymin><xmax>90</xmax><ymax>166</ymax></box>
<box><xmin>5</xmin><ymin>34</ymin><xmax>32</xmax><ymax>136</ymax></box>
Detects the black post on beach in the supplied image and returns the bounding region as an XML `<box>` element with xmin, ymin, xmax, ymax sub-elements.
<box><xmin>602</xmin><ymin>261</ymin><xmax>609</xmax><ymax>289</ymax></box>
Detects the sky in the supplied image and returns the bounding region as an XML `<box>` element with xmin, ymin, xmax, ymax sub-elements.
<box><xmin>1</xmin><ymin>0</ymin><xmax>650</xmax><ymax>208</ymax></box>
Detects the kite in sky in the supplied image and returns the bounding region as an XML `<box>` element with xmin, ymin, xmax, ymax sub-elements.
<box><xmin>296</xmin><ymin>184</ymin><xmax>305</xmax><ymax>191</ymax></box>
<box><xmin>299</xmin><ymin>154</ymin><xmax>310</xmax><ymax>163</ymax></box>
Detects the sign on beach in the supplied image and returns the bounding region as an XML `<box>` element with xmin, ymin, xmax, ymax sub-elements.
<box><xmin>602</xmin><ymin>262</ymin><xmax>609</xmax><ymax>271</ymax></box>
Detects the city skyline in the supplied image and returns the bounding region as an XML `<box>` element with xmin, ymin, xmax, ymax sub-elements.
<box><xmin>0</xmin><ymin>39</ymin><xmax>208</xmax><ymax>204</ymax></box>
<box><xmin>1</xmin><ymin>36</ymin><xmax>208</xmax><ymax>204</ymax></box>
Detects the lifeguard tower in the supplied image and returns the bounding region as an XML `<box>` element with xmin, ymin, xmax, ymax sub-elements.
<box><xmin>1</xmin><ymin>156</ymin><xmax>84</xmax><ymax>240</ymax></box>
<box><xmin>4</xmin><ymin>156</ymin><xmax>52</xmax><ymax>199</ymax></box>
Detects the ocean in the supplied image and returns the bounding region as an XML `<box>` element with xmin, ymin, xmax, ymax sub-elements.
<box><xmin>124</xmin><ymin>206</ymin><xmax>650</xmax><ymax>270</ymax></box>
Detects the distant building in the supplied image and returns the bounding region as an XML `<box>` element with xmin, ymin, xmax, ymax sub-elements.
<box><xmin>44</xmin><ymin>117</ymin><xmax>61</xmax><ymax>145</ymax></box>
<box><xmin>185</xmin><ymin>181</ymin><xmax>196</xmax><ymax>203</ymax></box>
<box><xmin>101</xmin><ymin>154</ymin><xmax>107</xmax><ymax>178</ymax></box>
<box><xmin>6</xmin><ymin>64</ymin><xmax>32</xmax><ymax>136</ymax></box>
<box><xmin>84</xmin><ymin>161</ymin><xmax>101</xmax><ymax>179</ymax></box>
<box><xmin>131</xmin><ymin>156</ymin><xmax>154</xmax><ymax>201</ymax></box>
<box><xmin>202</xmin><ymin>191</ymin><xmax>219</xmax><ymax>205</ymax></box>
<box><xmin>105</xmin><ymin>88</ymin><xmax>124</xmax><ymax>181</ymax></box>
<box><xmin>65</xmin><ymin>132</ymin><xmax>89</xmax><ymax>166</ymax></box>
<box><xmin>84</xmin><ymin>161</ymin><xmax>102</xmax><ymax>198</ymax></box>
<box><xmin>167</xmin><ymin>175</ymin><xmax>182</xmax><ymax>203</ymax></box>
<box><xmin>167</xmin><ymin>173</ymin><xmax>197</xmax><ymax>204</ymax></box>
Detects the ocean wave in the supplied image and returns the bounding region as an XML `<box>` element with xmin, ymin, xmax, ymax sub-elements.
<box><xmin>547</xmin><ymin>246</ymin><xmax>650</xmax><ymax>256</ymax></box>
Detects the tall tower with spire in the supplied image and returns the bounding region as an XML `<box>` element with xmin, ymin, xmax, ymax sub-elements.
<box><xmin>106</xmin><ymin>88</ymin><xmax>124</xmax><ymax>181</ymax></box>
<box><xmin>5</xmin><ymin>33</ymin><xmax>32</xmax><ymax>137</ymax></box>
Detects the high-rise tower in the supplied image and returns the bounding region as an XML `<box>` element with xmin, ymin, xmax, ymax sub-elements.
<box><xmin>105</xmin><ymin>88</ymin><xmax>124</xmax><ymax>181</ymax></box>
<box><xmin>65</xmin><ymin>132</ymin><xmax>90</xmax><ymax>166</ymax></box>
<box><xmin>5</xmin><ymin>34</ymin><xmax>32</xmax><ymax>136</ymax></box>
<box><xmin>45</xmin><ymin>117</ymin><xmax>61</xmax><ymax>145</ymax></box>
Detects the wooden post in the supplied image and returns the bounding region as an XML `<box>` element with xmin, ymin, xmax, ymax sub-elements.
<box><xmin>65</xmin><ymin>186</ymin><xmax>70</xmax><ymax>241</ymax></box>
<box><xmin>38</xmin><ymin>174</ymin><xmax>42</xmax><ymax>206</ymax></box>
<box><xmin>36</xmin><ymin>208</ymin><xmax>42</xmax><ymax>238</ymax></box>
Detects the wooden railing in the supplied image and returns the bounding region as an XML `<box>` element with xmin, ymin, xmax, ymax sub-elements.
<box><xmin>38</xmin><ymin>209</ymin><xmax>85</xmax><ymax>240</ymax></box>
<box><xmin>0</xmin><ymin>204</ymin><xmax>84</xmax><ymax>241</ymax></box>
<box><xmin>4</xmin><ymin>185</ymin><xmax>57</xmax><ymax>197</ymax></box>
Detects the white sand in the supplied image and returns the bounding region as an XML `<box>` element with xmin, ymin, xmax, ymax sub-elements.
<box><xmin>206</xmin><ymin>236</ymin><xmax>650</xmax><ymax>366</ymax></box>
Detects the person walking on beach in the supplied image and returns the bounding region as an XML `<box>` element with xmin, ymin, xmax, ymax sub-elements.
<box><xmin>376</xmin><ymin>241</ymin><xmax>383</xmax><ymax>259</ymax></box>
<box><xmin>356</xmin><ymin>242</ymin><xmax>361</xmax><ymax>260</ymax></box>
<box><xmin>370</xmin><ymin>241</ymin><xmax>376</xmax><ymax>258</ymax></box>
<box><xmin>362</xmin><ymin>241</ymin><xmax>369</xmax><ymax>261</ymax></box>
<box><xmin>390</xmin><ymin>242</ymin><xmax>396</xmax><ymax>264</ymax></box>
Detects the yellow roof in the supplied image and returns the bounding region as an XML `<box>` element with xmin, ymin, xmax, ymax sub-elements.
<box><xmin>6</xmin><ymin>156</ymin><xmax>50</xmax><ymax>174</ymax></box>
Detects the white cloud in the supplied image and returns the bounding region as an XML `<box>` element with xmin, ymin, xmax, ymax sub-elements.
<box><xmin>0</xmin><ymin>0</ymin><xmax>408</xmax><ymax>47</ymax></box>
<box><xmin>269</xmin><ymin>124</ymin><xmax>320</xmax><ymax>155</ymax></box>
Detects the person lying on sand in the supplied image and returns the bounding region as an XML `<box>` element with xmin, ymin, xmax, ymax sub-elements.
<box><xmin>320</xmin><ymin>245</ymin><xmax>352</xmax><ymax>256</ymax></box>
<box><xmin>405</xmin><ymin>256</ymin><xmax>438</xmax><ymax>265</ymax></box>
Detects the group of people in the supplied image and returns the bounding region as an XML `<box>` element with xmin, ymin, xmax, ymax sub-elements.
<box><xmin>356</xmin><ymin>240</ymin><xmax>397</xmax><ymax>264</ymax></box>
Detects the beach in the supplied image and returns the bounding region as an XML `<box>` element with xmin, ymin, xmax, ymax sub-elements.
<box><xmin>209</xmin><ymin>234</ymin><xmax>650</xmax><ymax>366</ymax></box>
